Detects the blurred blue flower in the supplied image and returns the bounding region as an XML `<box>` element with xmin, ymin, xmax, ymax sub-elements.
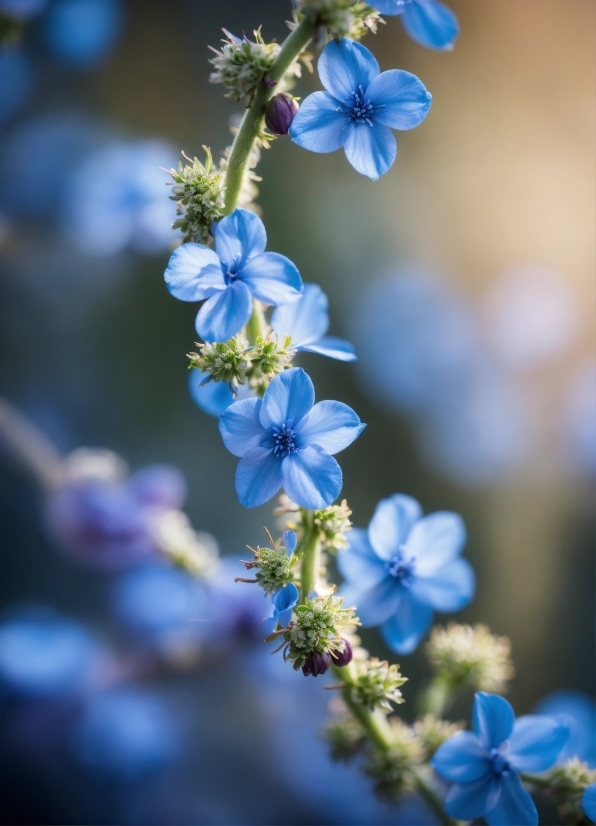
<box><xmin>219</xmin><ymin>367</ymin><xmax>365</xmax><ymax>509</ymax></box>
<box><xmin>0</xmin><ymin>607</ymin><xmax>100</xmax><ymax>698</ymax></box>
<box><xmin>369</xmin><ymin>0</ymin><xmax>459</xmax><ymax>51</ymax></box>
<box><xmin>291</xmin><ymin>38</ymin><xmax>431</xmax><ymax>179</ymax></box>
<box><xmin>165</xmin><ymin>208</ymin><xmax>303</xmax><ymax>342</ymax></box>
<box><xmin>64</xmin><ymin>138</ymin><xmax>178</xmax><ymax>255</ymax></box>
<box><xmin>264</xmin><ymin>583</ymin><xmax>299</xmax><ymax>635</ymax></box>
<box><xmin>73</xmin><ymin>687</ymin><xmax>180</xmax><ymax>778</ymax></box>
<box><xmin>188</xmin><ymin>366</ymin><xmax>254</xmax><ymax>418</ymax></box>
<box><xmin>0</xmin><ymin>0</ymin><xmax>47</xmax><ymax>19</ymax></box>
<box><xmin>583</xmin><ymin>783</ymin><xmax>596</xmax><ymax>823</ymax></box>
<box><xmin>338</xmin><ymin>494</ymin><xmax>474</xmax><ymax>654</ymax></box>
<box><xmin>432</xmin><ymin>692</ymin><xmax>569</xmax><ymax>825</ymax></box>
<box><xmin>44</xmin><ymin>0</ymin><xmax>123</xmax><ymax>67</ymax></box>
<box><xmin>535</xmin><ymin>690</ymin><xmax>596</xmax><ymax>767</ymax></box>
<box><xmin>0</xmin><ymin>48</ymin><xmax>34</xmax><ymax>125</ymax></box>
<box><xmin>271</xmin><ymin>283</ymin><xmax>356</xmax><ymax>362</ymax></box>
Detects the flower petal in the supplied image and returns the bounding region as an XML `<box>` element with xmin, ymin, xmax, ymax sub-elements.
<box><xmin>369</xmin><ymin>0</ymin><xmax>412</xmax><ymax>14</ymax></box>
<box><xmin>366</xmin><ymin>69</ymin><xmax>431</xmax><ymax>130</ymax></box>
<box><xmin>484</xmin><ymin>772</ymin><xmax>538</xmax><ymax>826</ymax></box>
<box><xmin>508</xmin><ymin>715</ymin><xmax>570</xmax><ymax>773</ymax></box>
<box><xmin>300</xmin><ymin>336</ymin><xmax>357</xmax><ymax>362</ymax></box>
<box><xmin>368</xmin><ymin>494</ymin><xmax>423</xmax><ymax>561</ymax></box>
<box><xmin>431</xmin><ymin>731</ymin><xmax>491</xmax><ymax>782</ymax></box>
<box><xmin>344</xmin><ymin>122</ymin><xmax>396</xmax><ymax>180</ymax></box>
<box><xmin>212</xmin><ymin>208</ymin><xmax>266</xmax><ymax>271</ymax></box>
<box><xmin>338</xmin><ymin>528</ymin><xmax>388</xmax><ymax>589</ymax></box>
<box><xmin>582</xmin><ymin>784</ymin><xmax>596</xmax><ymax>822</ymax></box>
<box><xmin>473</xmin><ymin>692</ymin><xmax>515</xmax><ymax>751</ymax></box>
<box><xmin>188</xmin><ymin>372</ymin><xmax>234</xmax><ymax>417</ymax></box>
<box><xmin>272</xmin><ymin>582</ymin><xmax>299</xmax><ymax>613</ymax></box>
<box><xmin>344</xmin><ymin>576</ymin><xmax>401</xmax><ymax>627</ymax></box>
<box><xmin>445</xmin><ymin>776</ymin><xmax>502</xmax><ymax>822</ymax></box>
<box><xmin>281</xmin><ymin>445</ymin><xmax>342</xmax><ymax>510</ymax></box>
<box><xmin>380</xmin><ymin>589</ymin><xmax>434</xmax><ymax>653</ymax></box>
<box><xmin>290</xmin><ymin>92</ymin><xmax>350</xmax><ymax>153</ymax></box>
<box><xmin>410</xmin><ymin>558</ymin><xmax>475</xmax><ymax>612</ymax></box>
<box><xmin>235</xmin><ymin>445</ymin><xmax>283</xmax><ymax>509</ymax></box>
<box><xmin>164</xmin><ymin>243</ymin><xmax>224</xmax><ymax>301</ymax></box>
<box><xmin>402</xmin><ymin>0</ymin><xmax>460</xmax><ymax>51</ymax></box>
<box><xmin>295</xmin><ymin>400</ymin><xmax>364</xmax><ymax>454</ymax></box>
<box><xmin>240</xmin><ymin>252</ymin><xmax>303</xmax><ymax>306</ymax></box>
<box><xmin>195</xmin><ymin>280</ymin><xmax>253</xmax><ymax>342</ymax></box>
<box><xmin>259</xmin><ymin>368</ymin><xmax>315</xmax><ymax>431</ymax></box>
<box><xmin>407</xmin><ymin>511</ymin><xmax>467</xmax><ymax>576</ymax></box>
<box><xmin>318</xmin><ymin>38</ymin><xmax>379</xmax><ymax>104</ymax></box>
<box><xmin>271</xmin><ymin>283</ymin><xmax>330</xmax><ymax>346</ymax></box>
<box><xmin>219</xmin><ymin>397</ymin><xmax>266</xmax><ymax>457</ymax></box>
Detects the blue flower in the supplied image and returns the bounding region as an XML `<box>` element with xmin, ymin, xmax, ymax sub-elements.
<box><xmin>432</xmin><ymin>692</ymin><xmax>569</xmax><ymax>825</ymax></box>
<box><xmin>165</xmin><ymin>208</ymin><xmax>303</xmax><ymax>342</ymax></box>
<box><xmin>583</xmin><ymin>783</ymin><xmax>596</xmax><ymax>823</ymax></box>
<box><xmin>271</xmin><ymin>283</ymin><xmax>356</xmax><ymax>362</ymax></box>
<box><xmin>44</xmin><ymin>0</ymin><xmax>123</xmax><ymax>67</ymax></box>
<box><xmin>369</xmin><ymin>0</ymin><xmax>459</xmax><ymax>51</ymax></box>
<box><xmin>219</xmin><ymin>367</ymin><xmax>365</xmax><ymax>509</ymax></box>
<box><xmin>290</xmin><ymin>38</ymin><xmax>431</xmax><ymax>180</ymax></box>
<box><xmin>535</xmin><ymin>690</ymin><xmax>596</xmax><ymax>767</ymax></box>
<box><xmin>338</xmin><ymin>494</ymin><xmax>474</xmax><ymax>654</ymax></box>
<box><xmin>188</xmin><ymin>367</ymin><xmax>254</xmax><ymax>418</ymax></box>
<box><xmin>264</xmin><ymin>582</ymin><xmax>299</xmax><ymax>635</ymax></box>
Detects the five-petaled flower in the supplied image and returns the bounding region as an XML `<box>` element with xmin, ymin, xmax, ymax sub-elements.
<box><xmin>164</xmin><ymin>208</ymin><xmax>302</xmax><ymax>342</ymax></box>
<box><xmin>369</xmin><ymin>0</ymin><xmax>459</xmax><ymax>51</ymax></box>
<box><xmin>271</xmin><ymin>283</ymin><xmax>356</xmax><ymax>362</ymax></box>
<box><xmin>338</xmin><ymin>494</ymin><xmax>474</xmax><ymax>654</ymax></box>
<box><xmin>290</xmin><ymin>38</ymin><xmax>431</xmax><ymax>180</ymax></box>
<box><xmin>219</xmin><ymin>367</ymin><xmax>365</xmax><ymax>509</ymax></box>
<box><xmin>432</xmin><ymin>692</ymin><xmax>569</xmax><ymax>825</ymax></box>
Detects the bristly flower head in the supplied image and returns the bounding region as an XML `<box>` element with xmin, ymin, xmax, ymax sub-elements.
<box><xmin>363</xmin><ymin>718</ymin><xmax>425</xmax><ymax>800</ymax></box>
<box><xmin>314</xmin><ymin>500</ymin><xmax>353</xmax><ymax>551</ymax></box>
<box><xmin>187</xmin><ymin>335</ymin><xmax>248</xmax><ymax>393</ymax></box>
<box><xmin>322</xmin><ymin>714</ymin><xmax>367</xmax><ymax>762</ymax></box>
<box><xmin>368</xmin><ymin>0</ymin><xmax>459</xmax><ymax>51</ymax></box>
<box><xmin>413</xmin><ymin>714</ymin><xmax>464</xmax><ymax>759</ymax></box>
<box><xmin>346</xmin><ymin>657</ymin><xmax>407</xmax><ymax>712</ymax></box>
<box><xmin>291</xmin><ymin>38</ymin><xmax>431</xmax><ymax>179</ymax></box>
<box><xmin>165</xmin><ymin>149</ymin><xmax>225</xmax><ymax>244</ymax></box>
<box><xmin>248</xmin><ymin>333</ymin><xmax>295</xmax><ymax>379</ymax></box>
<box><xmin>294</xmin><ymin>0</ymin><xmax>382</xmax><ymax>42</ymax></box>
<box><xmin>427</xmin><ymin>623</ymin><xmax>515</xmax><ymax>693</ymax></box>
<box><xmin>282</xmin><ymin>593</ymin><xmax>359</xmax><ymax>672</ymax></box>
<box><xmin>219</xmin><ymin>368</ymin><xmax>365</xmax><ymax>509</ymax></box>
<box><xmin>164</xmin><ymin>208</ymin><xmax>303</xmax><ymax>342</ymax></box>
<box><xmin>239</xmin><ymin>528</ymin><xmax>297</xmax><ymax>595</ymax></box>
<box><xmin>544</xmin><ymin>758</ymin><xmax>596</xmax><ymax>825</ymax></box>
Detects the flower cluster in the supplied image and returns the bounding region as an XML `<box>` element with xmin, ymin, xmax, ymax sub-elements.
<box><xmin>413</xmin><ymin>713</ymin><xmax>464</xmax><ymax>757</ymax></box>
<box><xmin>539</xmin><ymin>758</ymin><xmax>596</xmax><ymax>824</ymax></box>
<box><xmin>165</xmin><ymin>149</ymin><xmax>225</xmax><ymax>244</ymax></box>
<box><xmin>345</xmin><ymin>657</ymin><xmax>407</xmax><ymax>712</ymax></box>
<box><xmin>281</xmin><ymin>594</ymin><xmax>358</xmax><ymax>674</ymax></box>
<box><xmin>239</xmin><ymin>529</ymin><xmax>297</xmax><ymax>596</ymax></box>
<box><xmin>294</xmin><ymin>0</ymin><xmax>383</xmax><ymax>42</ymax></box>
<box><xmin>322</xmin><ymin>714</ymin><xmax>367</xmax><ymax>761</ymax></box>
<box><xmin>363</xmin><ymin>718</ymin><xmax>425</xmax><ymax>800</ymax></box>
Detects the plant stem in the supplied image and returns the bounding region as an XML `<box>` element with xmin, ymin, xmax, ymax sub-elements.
<box><xmin>298</xmin><ymin>509</ymin><xmax>321</xmax><ymax>605</ymax></box>
<box><xmin>223</xmin><ymin>16</ymin><xmax>316</xmax><ymax>215</ymax></box>
<box><xmin>245</xmin><ymin>300</ymin><xmax>267</xmax><ymax>345</ymax></box>
<box><xmin>418</xmin><ymin>674</ymin><xmax>455</xmax><ymax>717</ymax></box>
<box><xmin>0</xmin><ymin>397</ymin><xmax>64</xmax><ymax>490</ymax></box>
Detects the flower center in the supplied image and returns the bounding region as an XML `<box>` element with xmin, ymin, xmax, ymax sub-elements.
<box><xmin>272</xmin><ymin>424</ymin><xmax>298</xmax><ymax>458</ymax></box>
<box><xmin>385</xmin><ymin>545</ymin><xmax>415</xmax><ymax>584</ymax></box>
<box><xmin>340</xmin><ymin>86</ymin><xmax>381</xmax><ymax>126</ymax></box>
<box><xmin>490</xmin><ymin>746</ymin><xmax>511</xmax><ymax>776</ymax></box>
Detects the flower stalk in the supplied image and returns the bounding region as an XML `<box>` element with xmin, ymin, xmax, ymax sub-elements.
<box><xmin>297</xmin><ymin>508</ymin><xmax>322</xmax><ymax>604</ymax></box>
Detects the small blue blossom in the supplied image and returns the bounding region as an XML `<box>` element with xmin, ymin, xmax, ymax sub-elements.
<box><xmin>165</xmin><ymin>208</ymin><xmax>303</xmax><ymax>342</ymax></box>
<box><xmin>432</xmin><ymin>692</ymin><xmax>570</xmax><ymax>825</ymax></box>
<box><xmin>272</xmin><ymin>283</ymin><xmax>356</xmax><ymax>362</ymax></box>
<box><xmin>264</xmin><ymin>582</ymin><xmax>300</xmax><ymax>635</ymax></box>
<box><xmin>188</xmin><ymin>367</ymin><xmax>254</xmax><ymax>418</ymax></box>
<box><xmin>219</xmin><ymin>367</ymin><xmax>365</xmax><ymax>509</ymax></box>
<box><xmin>290</xmin><ymin>38</ymin><xmax>431</xmax><ymax>180</ymax></box>
<box><xmin>338</xmin><ymin>494</ymin><xmax>474</xmax><ymax>654</ymax></box>
<box><xmin>44</xmin><ymin>0</ymin><xmax>123</xmax><ymax>67</ymax></box>
<box><xmin>535</xmin><ymin>690</ymin><xmax>596</xmax><ymax>767</ymax></box>
<box><xmin>369</xmin><ymin>0</ymin><xmax>459</xmax><ymax>51</ymax></box>
<box><xmin>583</xmin><ymin>783</ymin><xmax>596</xmax><ymax>823</ymax></box>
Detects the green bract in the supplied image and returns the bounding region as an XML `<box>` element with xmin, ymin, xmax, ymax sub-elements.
<box><xmin>284</xmin><ymin>595</ymin><xmax>358</xmax><ymax>669</ymax></box>
<box><xmin>295</xmin><ymin>0</ymin><xmax>382</xmax><ymax>41</ymax></box>
<box><xmin>167</xmin><ymin>149</ymin><xmax>225</xmax><ymax>243</ymax></box>
<box><xmin>348</xmin><ymin>657</ymin><xmax>407</xmax><ymax>712</ymax></box>
<box><xmin>241</xmin><ymin>533</ymin><xmax>296</xmax><ymax>596</ymax></box>
<box><xmin>187</xmin><ymin>337</ymin><xmax>248</xmax><ymax>389</ymax></box>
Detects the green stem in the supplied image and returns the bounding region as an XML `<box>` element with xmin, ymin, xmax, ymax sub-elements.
<box><xmin>418</xmin><ymin>673</ymin><xmax>456</xmax><ymax>717</ymax></box>
<box><xmin>245</xmin><ymin>300</ymin><xmax>267</xmax><ymax>345</ymax></box>
<box><xmin>298</xmin><ymin>509</ymin><xmax>321</xmax><ymax>605</ymax></box>
<box><xmin>223</xmin><ymin>16</ymin><xmax>316</xmax><ymax>215</ymax></box>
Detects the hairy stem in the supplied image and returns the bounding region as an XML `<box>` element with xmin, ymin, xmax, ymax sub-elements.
<box><xmin>0</xmin><ymin>398</ymin><xmax>64</xmax><ymax>490</ymax></box>
<box><xmin>245</xmin><ymin>300</ymin><xmax>267</xmax><ymax>345</ymax></box>
<box><xmin>298</xmin><ymin>509</ymin><xmax>321</xmax><ymax>604</ymax></box>
<box><xmin>418</xmin><ymin>674</ymin><xmax>456</xmax><ymax>717</ymax></box>
<box><xmin>223</xmin><ymin>16</ymin><xmax>316</xmax><ymax>215</ymax></box>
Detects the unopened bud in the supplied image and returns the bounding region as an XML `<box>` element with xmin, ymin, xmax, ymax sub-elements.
<box><xmin>265</xmin><ymin>94</ymin><xmax>299</xmax><ymax>136</ymax></box>
<box><xmin>332</xmin><ymin>638</ymin><xmax>353</xmax><ymax>667</ymax></box>
<box><xmin>302</xmin><ymin>651</ymin><xmax>331</xmax><ymax>677</ymax></box>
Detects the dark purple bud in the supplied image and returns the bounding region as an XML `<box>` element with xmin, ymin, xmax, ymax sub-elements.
<box><xmin>265</xmin><ymin>93</ymin><xmax>299</xmax><ymax>136</ymax></box>
<box><xmin>302</xmin><ymin>651</ymin><xmax>331</xmax><ymax>677</ymax></box>
<box><xmin>331</xmin><ymin>639</ymin><xmax>353</xmax><ymax>668</ymax></box>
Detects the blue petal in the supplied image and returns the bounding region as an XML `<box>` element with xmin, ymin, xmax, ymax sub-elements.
<box><xmin>431</xmin><ymin>731</ymin><xmax>491</xmax><ymax>782</ymax></box>
<box><xmin>301</xmin><ymin>336</ymin><xmax>357</xmax><ymax>362</ymax></box>
<box><xmin>410</xmin><ymin>558</ymin><xmax>475</xmax><ymax>612</ymax></box>
<box><xmin>535</xmin><ymin>690</ymin><xmax>596</xmax><ymax>766</ymax></box>
<box><xmin>275</xmin><ymin>607</ymin><xmax>293</xmax><ymax>628</ymax></box>
<box><xmin>508</xmin><ymin>715</ymin><xmax>570</xmax><ymax>773</ymax></box>
<box><xmin>582</xmin><ymin>783</ymin><xmax>596</xmax><ymax>823</ymax></box>
<box><xmin>164</xmin><ymin>243</ymin><xmax>224</xmax><ymax>301</ymax></box>
<box><xmin>366</xmin><ymin>69</ymin><xmax>432</xmax><ymax>130</ymax></box>
<box><xmin>343</xmin><ymin>576</ymin><xmax>401</xmax><ymax>627</ymax></box>
<box><xmin>344</xmin><ymin>122</ymin><xmax>396</xmax><ymax>180</ymax></box>
<box><xmin>402</xmin><ymin>0</ymin><xmax>460</xmax><ymax>51</ymax></box>
<box><xmin>407</xmin><ymin>511</ymin><xmax>467</xmax><ymax>576</ymax></box>
<box><xmin>380</xmin><ymin>590</ymin><xmax>433</xmax><ymax>653</ymax></box>
<box><xmin>473</xmin><ymin>693</ymin><xmax>515</xmax><ymax>751</ymax></box>
<box><xmin>259</xmin><ymin>368</ymin><xmax>315</xmax><ymax>431</ymax></box>
<box><xmin>235</xmin><ymin>445</ymin><xmax>283</xmax><ymax>509</ymax></box>
<box><xmin>295</xmin><ymin>400</ymin><xmax>364</xmax><ymax>454</ymax></box>
<box><xmin>338</xmin><ymin>528</ymin><xmax>388</xmax><ymax>589</ymax></box>
<box><xmin>282</xmin><ymin>530</ymin><xmax>297</xmax><ymax>555</ymax></box>
<box><xmin>318</xmin><ymin>38</ymin><xmax>379</xmax><ymax>105</ymax></box>
<box><xmin>271</xmin><ymin>283</ymin><xmax>330</xmax><ymax>347</ymax></box>
<box><xmin>272</xmin><ymin>582</ymin><xmax>299</xmax><ymax>612</ymax></box>
<box><xmin>484</xmin><ymin>773</ymin><xmax>537</xmax><ymax>826</ymax></box>
<box><xmin>368</xmin><ymin>494</ymin><xmax>423</xmax><ymax>561</ymax></box>
<box><xmin>444</xmin><ymin>776</ymin><xmax>501</xmax><ymax>822</ymax></box>
<box><xmin>240</xmin><ymin>252</ymin><xmax>303</xmax><ymax>306</ymax></box>
<box><xmin>196</xmin><ymin>281</ymin><xmax>252</xmax><ymax>342</ymax></box>
<box><xmin>212</xmin><ymin>208</ymin><xmax>266</xmax><ymax>271</ymax></box>
<box><xmin>290</xmin><ymin>91</ymin><xmax>350</xmax><ymax>153</ymax></box>
<box><xmin>219</xmin><ymin>397</ymin><xmax>266</xmax><ymax>457</ymax></box>
<box><xmin>263</xmin><ymin>616</ymin><xmax>276</xmax><ymax>636</ymax></box>
<box><xmin>368</xmin><ymin>0</ymin><xmax>412</xmax><ymax>14</ymax></box>
<box><xmin>188</xmin><ymin>372</ymin><xmax>235</xmax><ymax>417</ymax></box>
<box><xmin>281</xmin><ymin>445</ymin><xmax>342</xmax><ymax>510</ymax></box>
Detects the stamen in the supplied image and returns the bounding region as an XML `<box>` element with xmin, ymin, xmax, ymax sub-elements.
<box><xmin>272</xmin><ymin>424</ymin><xmax>298</xmax><ymax>457</ymax></box>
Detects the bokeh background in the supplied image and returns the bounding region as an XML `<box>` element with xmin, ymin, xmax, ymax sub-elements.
<box><xmin>0</xmin><ymin>0</ymin><xmax>594</xmax><ymax>823</ymax></box>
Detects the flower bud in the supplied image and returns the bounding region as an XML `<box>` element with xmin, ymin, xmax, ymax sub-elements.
<box><xmin>332</xmin><ymin>638</ymin><xmax>353</xmax><ymax>667</ymax></box>
<box><xmin>302</xmin><ymin>651</ymin><xmax>331</xmax><ymax>677</ymax></box>
<box><xmin>265</xmin><ymin>94</ymin><xmax>299</xmax><ymax>136</ymax></box>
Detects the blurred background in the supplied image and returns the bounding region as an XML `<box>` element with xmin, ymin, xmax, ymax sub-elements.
<box><xmin>0</xmin><ymin>0</ymin><xmax>594</xmax><ymax>823</ymax></box>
